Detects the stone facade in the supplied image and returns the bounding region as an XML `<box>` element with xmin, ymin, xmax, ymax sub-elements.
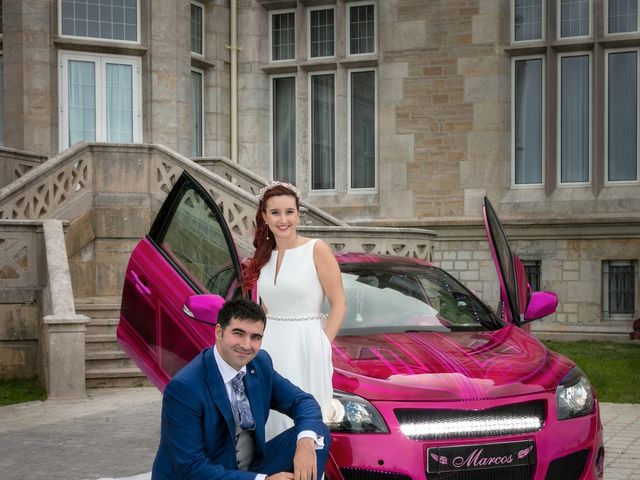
<box><xmin>0</xmin><ymin>0</ymin><xmax>638</xmax><ymax>343</ymax></box>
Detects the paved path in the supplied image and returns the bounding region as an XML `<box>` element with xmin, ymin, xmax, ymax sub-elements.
<box><xmin>601</xmin><ymin>403</ymin><xmax>640</xmax><ymax>480</ymax></box>
<box><xmin>0</xmin><ymin>388</ymin><xmax>638</xmax><ymax>479</ymax></box>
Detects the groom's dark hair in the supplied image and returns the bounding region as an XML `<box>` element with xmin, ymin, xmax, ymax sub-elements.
<box><xmin>218</xmin><ymin>296</ymin><xmax>266</xmax><ymax>330</ymax></box>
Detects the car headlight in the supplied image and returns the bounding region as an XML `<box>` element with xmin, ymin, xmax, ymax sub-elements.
<box><xmin>325</xmin><ymin>391</ymin><xmax>388</xmax><ymax>433</ymax></box>
<box><xmin>556</xmin><ymin>368</ymin><xmax>595</xmax><ymax>420</ymax></box>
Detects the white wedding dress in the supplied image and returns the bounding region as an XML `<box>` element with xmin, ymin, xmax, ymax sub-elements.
<box><xmin>257</xmin><ymin>239</ymin><xmax>334</xmax><ymax>440</ymax></box>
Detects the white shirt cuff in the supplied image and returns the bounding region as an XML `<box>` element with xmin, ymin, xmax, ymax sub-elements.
<box><xmin>297</xmin><ymin>430</ymin><xmax>325</xmax><ymax>449</ymax></box>
<box><xmin>255</xmin><ymin>475</ymin><xmax>267</xmax><ymax>480</ymax></box>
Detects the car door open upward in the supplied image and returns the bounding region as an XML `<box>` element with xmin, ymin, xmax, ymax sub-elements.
<box><xmin>482</xmin><ymin>197</ymin><xmax>530</xmax><ymax>325</ymax></box>
<box><xmin>118</xmin><ymin>171</ymin><xmax>245</xmax><ymax>390</ymax></box>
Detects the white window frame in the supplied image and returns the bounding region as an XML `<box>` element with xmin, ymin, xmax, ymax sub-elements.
<box><xmin>269</xmin><ymin>73</ymin><xmax>297</xmax><ymax>182</ymax></box>
<box><xmin>307</xmin><ymin>5</ymin><xmax>336</xmax><ymax>60</ymax></box>
<box><xmin>347</xmin><ymin>67</ymin><xmax>378</xmax><ymax>193</ymax></box>
<box><xmin>58</xmin><ymin>51</ymin><xmax>142</xmax><ymax>150</ymax></box>
<box><xmin>557</xmin><ymin>0</ymin><xmax>593</xmax><ymax>40</ymax></box>
<box><xmin>191</xmin><ymin>1</ymin><xmax>205</xmax><ymax>57</ymax></box>
<box><xmin>191</xmin><ymin>67</ymin><xmax>205</xmax><ymax>157</ymax></box>
<box><xmin>605</xmin><ymin>0</ymin><xmax>640</xmax><ymax>35</ymax></box>
<box><xmin>511</xmin><ymin>54</ymin><xmax>546</xmax><ymax>188</ymax></box>
<box><xmin>269</xmin><ymin>9</ymin><xmax>296</xmax><ymax>63</ymax></box>
<box><xmin>347</xmin><ymin>0</ymin><xmax>377</xmax><ymax>57</ymax></box>
<box><xmin>308</xmin><ymin>71</ymin><xmax>337</xmax><ymax>194</ymax></box>
<box><xmin>557</xmin><ymin>51</ymin><xmax>592</xmax><ymax>187</ymax></box>
<box><xmin>510</xmin><ymin>0</ymin><xmax>545</xmax><ymax>44</ymax></box>
<box><xmin>604</xmin><ymin>47</ymin><xmax>640</xmax><ymax>185</ymax></box>
<box><xmin>58</xmin><ymin>0</ymin><xmax>141</xmax><ymax>45</ymax></box>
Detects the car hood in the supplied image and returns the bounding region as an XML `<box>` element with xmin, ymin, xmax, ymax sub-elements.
<box><xmin>331</xmin><ymin>325</ymin><xmax>574</xmax><ymax>402</ymax></box>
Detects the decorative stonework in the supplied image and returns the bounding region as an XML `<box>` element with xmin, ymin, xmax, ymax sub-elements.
<box><xmin>0</xmin><ymin>157</ymin><xmax>91</xmax><ymax>220</ymax></box>
<box><xmin>0</xmin><ymin>230</ymin><xmax>38</xmax><ymax>287</ymax></box>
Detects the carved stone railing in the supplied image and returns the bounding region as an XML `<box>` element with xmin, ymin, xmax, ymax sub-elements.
<box><xmin>195</xmin><ymin>156</ymin><xmax>346</xmax><ymax>227</ymax></box>
<box><xmin>0</xmin><ymin>147</ymin><xmax>48</xmax><ymax>189</ymax></box>
<box><xmin>299</xmin><ymin>225</ymin><xmax>435</xmax><ymax>260</ymax></box>
<box><xmin>0</xmin><ymin>142</ymin><xmax>436</xmax><ymax>264</ymax></box>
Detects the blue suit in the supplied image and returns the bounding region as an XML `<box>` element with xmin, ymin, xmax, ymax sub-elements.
<box><xmin>152</xmin><ymin>348</ymin><xmax>330</xmax><ymax>480</ymax></box>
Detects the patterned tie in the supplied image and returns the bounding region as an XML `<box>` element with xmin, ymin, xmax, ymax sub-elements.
<box><xmin>232</xmin><ymin>372</ymin><xmax>255</xmax><ymax>430</ymax></box>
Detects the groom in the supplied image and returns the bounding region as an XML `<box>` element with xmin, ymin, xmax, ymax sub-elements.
<box><xmin>152</xmin><ymin>296</ymin><xmax>331</xmax><ymax>480</ymax></box>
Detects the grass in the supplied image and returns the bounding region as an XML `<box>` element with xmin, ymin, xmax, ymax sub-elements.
<box><xmin>0</xmin><ymin>378</ymin><xmax>47</xmax><ymax>406</ymax></box>
<box><xmin>542</xmin><ymin>340</ymin><xmax>640</xmax><ymax>404</ymax></box>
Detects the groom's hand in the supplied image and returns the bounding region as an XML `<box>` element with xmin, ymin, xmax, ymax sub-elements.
<box><xmin>266</xmin><ymin>474</ymin><xmax>294</xmax><ymax>480</ymax></box>
<box><xmin>293</xmin><ymin>437</ymin><xmax>317</xmax><ymax>480</ymax></box>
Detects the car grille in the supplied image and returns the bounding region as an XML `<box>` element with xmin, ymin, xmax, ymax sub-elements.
<box><xmin>395</xmin><ymin>401</ymin><xmax>545</xmax><ymax>440</ymax></box>
<box><xmin>544</xmin><ymin>449</ymin><xmax>589</xmax><ymax>480</ymax></box>
<box><xmin>340</xmin><ymin>467</ymin><xmax>412</xmax><ymax>480</ymax></box>
<box><xmin>425</xmin><ymin>465</ymin><xmax>534</xmax><ymax>480</ymax></box>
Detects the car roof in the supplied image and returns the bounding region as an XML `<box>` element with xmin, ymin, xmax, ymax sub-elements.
<box><xmin>334</xmin><ymin>251</ymin><xmax>435</xmax><ymax>268</ymax></box>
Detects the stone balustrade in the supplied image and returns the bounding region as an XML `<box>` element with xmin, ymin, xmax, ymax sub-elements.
<box><xmin>0</xmin><ymin>147</ymin><xmax>47</xmax><ymax>189</ymax></box>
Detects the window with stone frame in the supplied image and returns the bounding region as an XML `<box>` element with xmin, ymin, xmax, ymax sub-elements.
<box><xmin>512</xmin><ymin>0</ymin><xmax>544</xmax><ymax>42</ymax></box>
<box><xmin>271</xmin><ymin>75</ymin><xmax>296</xmax><ymax>184</ymax></box>
<box><xmin>58</xmin><ymin>51</ymin><xmax>142</xmax><ymax>150</ymax></box>
<box><xmin>349</xmin><ymin>69</ymin><xmax>377</xmax><ymax>190</ymax></box>
<box><xmin>523</xmin><ymin>260</ymin><xmax>541</xmax><ymax>292</ymax></box>
<box><xmin>558</xmin><ymin>0</ymin><xmax>592</xmax><ymax>39</ymax></box>
<box><xmin>512</xmin><ymin>55</ymin><xmax>544</xmax><ymax>185</ymax></box>
<box><xmin>191</xmin><ymin>2</ymin><xmax>204</xmax><ymax>56</ymax></box>
<box><xmin>264</xmin><ymin>2</ymin><xmax>378</xmax><ymax>194</ymax></box>
<box><xmin>607</xmin><ymin>0</ymin><xmax>639</xmax><ymax>34</ymax></box>
<box><xmin>348</xmin><ymin>1</ymin><xmax>376</xmax><ymax>55</ymax></box>
<box><xmin>270</xmin><ymin>9</ymin><xmax>296</xmax><ymax>62</ymax></box>
<box><xmin>310</xmin><ymin>72</ymin><xmax>336</xmax><ymax>190</ymax></box>
<box><xmin>191</xmin><ymin>69</ymin><xmax>204</xmax><ymax>157</ymax></box>
<box><xmin>309</xmin><ymin>6</ymin><xmax>335</xmax><ymax>59</ymax></box>
<box><xmin>59</xmin><ymin>0</ymin><xmax>140</xmax><ymax>43</ymax></box>
<box><xmin>509</xmin><ymin>2</ymin><xmax>640</xmax><ymax>190</ymax></box>
<box><xmin>606</xmin><ymin>48</ymin><xmax>639</xmax><ymax>183</ymax></box>
<box><xmin>603</xmin><ymin>260</ymin><xmax>637</xmax><ymax>317</ymax></box>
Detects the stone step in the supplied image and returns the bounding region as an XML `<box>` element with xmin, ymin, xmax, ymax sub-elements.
<box><xmin>85</xmin><ymin>368</ymin><xmax>151</xmax><ymax>388</ymax></box>
<box><xmin>85</xmin><ymin>350</ymin><xmax>136</xmax><ymax>370</ymax></box>
<box><xmin>85</xmin><ymin>334</ymin><xmax>122</xmax><ymax>352</ymax></box>
<box><xmin>75</xmin><ymin>296</ymin><xmax>121</xmax><ymax>319</ymax></box>
<box><xmin>86</xmin><ymin>318</ymin><xmax>119</xmax><ymax>336</ymax></box>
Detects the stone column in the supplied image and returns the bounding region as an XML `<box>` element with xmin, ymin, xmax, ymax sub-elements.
<box><xmin>3</xmin><ymin>1</ymin><xmax>55</xmax><ymax>155</ymax></box>
<box><xmin>148</xmin><ymin>0</ymin><xmax>193</xmax><ymax>155</ymax></box>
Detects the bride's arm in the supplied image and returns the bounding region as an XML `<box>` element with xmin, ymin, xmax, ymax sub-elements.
<box><xmin>314</xmin><ymin>240</ymin><xmax>346</xmax><ymax>343</ymax></box>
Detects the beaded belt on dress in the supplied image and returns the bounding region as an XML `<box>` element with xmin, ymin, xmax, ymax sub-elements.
<box><xmin>267</xmin><ymin>313</ymin><xmax>327</xmax><ymax>322</ymax></box>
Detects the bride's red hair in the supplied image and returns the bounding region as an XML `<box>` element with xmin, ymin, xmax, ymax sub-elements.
<box><xmin>243</xmin><ymin>185</ymin><xmax>300</xmax><ymax>291</ymax></box>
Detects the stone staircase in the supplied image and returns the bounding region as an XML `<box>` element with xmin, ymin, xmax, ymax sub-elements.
<box><xmin>76</xmin><ymin>296</ymin><xmax>150</xmax><ymax>388</ymax></box>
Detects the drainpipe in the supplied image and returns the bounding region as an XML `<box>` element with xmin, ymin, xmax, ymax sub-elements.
<box><xmin>230</xmin><ymin>0</ymin><xmax>238</xmax><ymax>163</ymax></box>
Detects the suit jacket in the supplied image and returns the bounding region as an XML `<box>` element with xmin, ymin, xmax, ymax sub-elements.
<box><xmin>152</xmin><ymin>348</ymin><xmax>325</xmax><ymax>480</ymax></box>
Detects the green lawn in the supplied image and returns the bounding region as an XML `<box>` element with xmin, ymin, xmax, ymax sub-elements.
<box><xmin>0</xmin><ymin>378</ymin><xmax>47</xmax><ymax>406</ymax></box>
<box><xmin>542</xmin><ymin>340</ymin><xmax>640</xmax><ymax>404</ymax></box>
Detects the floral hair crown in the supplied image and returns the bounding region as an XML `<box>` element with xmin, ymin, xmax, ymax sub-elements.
<box><xmin>257</xmin><ymin>181</ymin><xmax>301</xmax><ymax>201</ymax></box>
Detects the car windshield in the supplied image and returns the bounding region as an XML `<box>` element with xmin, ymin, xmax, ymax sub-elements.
<box><xmin>332</xmin><ymin>264</ymin><xmax>502</xmax><ymax>334</ymax></box>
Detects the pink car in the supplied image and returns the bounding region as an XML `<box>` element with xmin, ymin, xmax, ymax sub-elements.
<box><xmin>118</xmin><ymin>172</ymin><xmax>604</xmax><ymax>480</ymax></box>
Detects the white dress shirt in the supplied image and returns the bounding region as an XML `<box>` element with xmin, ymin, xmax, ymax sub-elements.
<box><xmin>213</xmin><ymin>346</ymin><xmax>324</xmax><ymax>479</ymax></box>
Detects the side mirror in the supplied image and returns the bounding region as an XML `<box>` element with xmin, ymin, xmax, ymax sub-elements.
<box><xmin>524</xmin><ymin>291</ymin><xmax>558</xmax><ymax>322</ymax></box>
<box><xmin>183</xmin><ymin>294</ymin><xmax>225</xmax><ymax>325</ymax></box>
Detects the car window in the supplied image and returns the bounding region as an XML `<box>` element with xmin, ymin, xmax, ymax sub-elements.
<box><xmin>158</xmin><ymin>187</ymin><xmax>237</xmax><ymax>297</ymax></box>
<box><xmin>334</xmin><ymin>265</ymin><xmax>500</xmax><ymax>333</ymax></box>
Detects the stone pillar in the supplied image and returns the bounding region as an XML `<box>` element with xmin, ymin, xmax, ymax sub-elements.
<box><xmin>148</xmin><ymin>0</ymin><xmax>193</xmax><ymax>155</ymax></box>
<box><xmin>2</xmin><ymin>1</ymin><xmax>55</xmax><ymax>155</ymax></box>
<box><xmin>42</xmin><ymin>314</ymin><xmax>89</xmax><ymax>397</ymax></box>
<box><xmin>41</xmin><ymin>220</ymin><xmax>89</xmax><ymax>397</ymax></box>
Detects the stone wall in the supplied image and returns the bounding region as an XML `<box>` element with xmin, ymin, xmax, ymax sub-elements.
<box><xmin>0</xmin><ymin>222</ymin><xmax>44</xmax><ymax>379</ymax></box>
<box><xmin>430</xmin><ymin>220</ymin><xmax>640</xmax><ymax>340</ymax></box>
